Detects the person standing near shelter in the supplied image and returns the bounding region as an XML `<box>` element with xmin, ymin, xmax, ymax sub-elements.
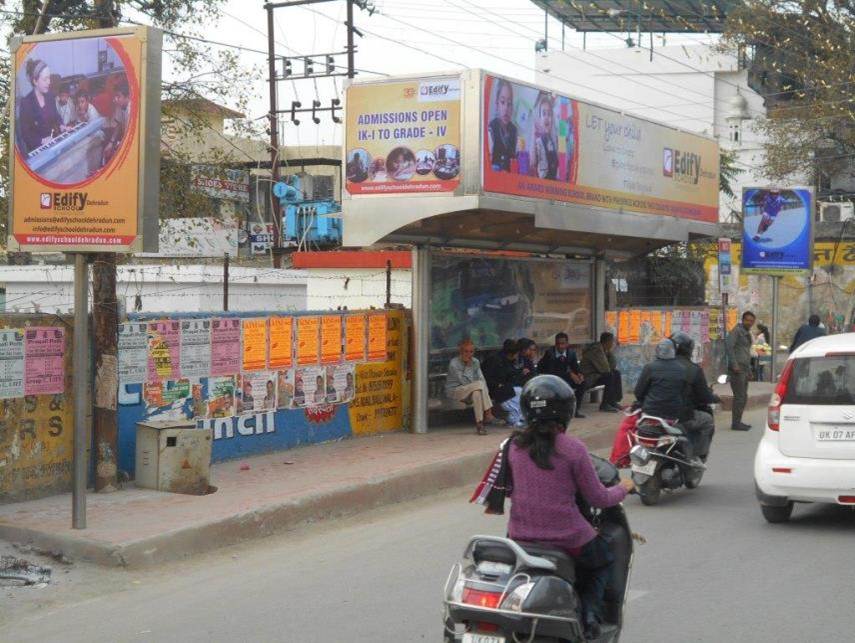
<box><xmin>538</xmin><ymin>332</ymin><xmax>586</xmax><ymax>418</ymax></box>
<box><xmin>580</xmin><ymin>332</ymin><xmax>623</xmax><ymax>413</ymax></box>
<box><xmin>726</xmin><ymin>311</ymin><xmax>755</xmax><ymax>431</ymax></box>
<box><xmin>789</xmin><ymin>314</ymin><xmax>826</xmax><ymax>353</ymax></box>
<box><xmin>483</xmin><ymin>339</ymin><xmax>525</xmax><ymax>428</ymax></box>
<box><xmin>446</xmin><ymin>339</ymin><xmax>494</xmax><ymax>435</ymax></box>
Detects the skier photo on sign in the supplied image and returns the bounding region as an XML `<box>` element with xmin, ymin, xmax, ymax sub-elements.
<box><xmin>753</xmin><ymin>188</ymin><xmax>787</xmax><ymax>242</ymax></box>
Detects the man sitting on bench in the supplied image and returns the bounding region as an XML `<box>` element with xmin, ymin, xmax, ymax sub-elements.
<box><xmin>445</xmin><ymin>338</ymin><xmax>495</xmax><ymax>435</ymax></box>
<box><xmin>580</xmin><ymin>332</ymin><xmax>623</xmax><ymax>413</ymax></box>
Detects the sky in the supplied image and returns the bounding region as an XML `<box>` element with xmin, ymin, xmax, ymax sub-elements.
<box><xmin>201</xmin><ymin>0</ymin><xmax>718</xmax><ymax>149</ymax></box>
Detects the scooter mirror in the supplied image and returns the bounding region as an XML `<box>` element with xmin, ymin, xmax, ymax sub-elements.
<box><xmin>717</xmin><ymin>374</ymin><xmax>728</xmax><ymax>385</ymax></box>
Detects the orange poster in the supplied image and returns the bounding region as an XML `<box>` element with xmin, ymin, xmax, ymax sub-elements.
<box><xmin>269</xmin><ymin>317</ymin><xmax>293</xmax><ymax>369</ymax></box>
<box><xmin>617</xmin><ymin>311</ymin><xmax>630</xmax><ymax>344</ymax></box>
<box><xmin>628</xmin><ymin>310</ymin><xmax>642</xmax><ymax>344</ymax></box>
<box><xmin>345</xmin><ymin>315</ymin><xmax>367</xmax><ymax>362</ymax></box>
<box><xmin>663</xmin><ymin>311</ymin><xmax>673</xmax><ymax>338</ymax></box>
<box><xmin>367</xmin><ymin>313</ymin><xmax>388</xmax><ymax>362</ymax></box>
<box><xmin>605</xmin><ymin>311</ymin><xmax>618</xmax><ymax>333</ymax></box>
<box><xmin>241</xmin><ymin>318</ymin><xmax>267</xmax><ymax>372</ymax></box>
<box><xmin>296</xmin><ymin>316</ymin><xmax>320</xmax><ymax>366</ymax></box>
<box><xmin>726</xmin><ymin>308</ymin><xmax>738</xmax><ymax>332</ymax></box>
<box><xmin>321</xmin><ymin>315</ymin><xmax>343</xmax><ymax>365</ymax></box>
<box><xmin>649</xmin><ymin>311</ymin><xmax>664</xmax><ymax>343</ymax></box>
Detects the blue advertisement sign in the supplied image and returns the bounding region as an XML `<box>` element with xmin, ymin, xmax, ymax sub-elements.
<box><xmin>741</xmin><ymin>187</ymin><xmax>813</xmax><ymax>274</ymax></box>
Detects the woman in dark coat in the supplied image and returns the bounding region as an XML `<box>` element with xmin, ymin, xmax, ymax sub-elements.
<box><xmin>18</xmin><ymin>58</ymin><xmax>62</xmax><ymax>154</ymax></box>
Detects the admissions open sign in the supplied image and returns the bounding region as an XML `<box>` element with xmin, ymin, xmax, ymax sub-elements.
<box><xmin>8</xmin><ymin>26</ymin><xmax>161</xmax><ymax>253</ymax></box>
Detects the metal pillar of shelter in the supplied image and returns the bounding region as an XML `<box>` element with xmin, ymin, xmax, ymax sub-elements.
<box><xmin>411</xmin><ymin>246</ymin><xmax>431</xmax><ymax>434</ymax></box>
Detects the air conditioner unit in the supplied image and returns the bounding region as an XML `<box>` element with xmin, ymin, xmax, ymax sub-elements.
<box><xmin>818</xmin><ymin>201</ymin><xmax>854</xmax><ymax>223</ymax></box>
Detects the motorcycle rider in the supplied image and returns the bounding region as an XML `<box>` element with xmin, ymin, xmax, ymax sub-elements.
<box><xmin>671</xmin><ymin>331</ymin><xmax>719</xmax><ymax>462</ymax></box>
<box><xmin>509</xmin><ymin>375</ymin><xmax>635</xmax><ymax>639</ymax></box>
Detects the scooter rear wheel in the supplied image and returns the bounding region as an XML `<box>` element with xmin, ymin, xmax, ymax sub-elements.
<box><xmin>639</xmin><ymin>475</ymin><xmax>661</xmax><ymax>506</ymax></box>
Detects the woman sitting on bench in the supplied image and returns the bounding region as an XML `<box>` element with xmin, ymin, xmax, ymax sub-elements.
<box><xmin>445</xmin><ymin>339</ymin><xmax>495</xmax><ymax>435</ymax></box>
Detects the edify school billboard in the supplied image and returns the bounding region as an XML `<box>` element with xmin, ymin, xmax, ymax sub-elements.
<box><xmin>8</xmin><ymin>26</ymin><xmax>161</xmax><ymax>253</ymax></box>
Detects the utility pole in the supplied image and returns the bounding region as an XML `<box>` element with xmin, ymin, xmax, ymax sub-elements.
<box><xmin>266</xmin><ymin>2</ymin><xmax>283</xmax><ymax>268</ymax></box>
<box><xmin>385</xmin><ymin>259</ymin><xmax>392</xmax><ymax>307</ymax></box>
<box><xmin>223</xmin><ymin>253</ymin><xmax>230</xmax><ymax>311</ymax></box>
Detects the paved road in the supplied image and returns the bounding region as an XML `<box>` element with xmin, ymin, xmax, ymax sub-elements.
<box><xmin>2</xmin><ymin>407</ymin><xmax>854</xmax><ymax>642</ymax></box>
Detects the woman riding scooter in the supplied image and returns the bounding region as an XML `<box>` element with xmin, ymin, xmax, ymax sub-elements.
<box><xmin>508</xmin><ymin>375</ymin><xmax>635</xmax><ymax>639</ymax></box>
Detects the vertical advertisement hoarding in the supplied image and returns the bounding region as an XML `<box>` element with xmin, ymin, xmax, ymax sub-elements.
<box><xmin>482</xmin><ymin>74</ymin><xmax>719</xmax><ymax>222</ymax></box>
<box><xmin>8</xmin><ymin>26</ymin><xmax>161</xmax><ymax>252</ymax></box>
<box><xmin>345</xmin><ymin>76</ymin><xmax>461</xmax><ymax>195</ymax></box>
<box><xmin>741</xmin><ymin>187</ymin><xmax>813</xmax><ymax>274</ymax></box>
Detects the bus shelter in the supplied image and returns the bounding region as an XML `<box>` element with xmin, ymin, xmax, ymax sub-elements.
<box><xmin>342</xmin><ymin>69</ymin><xmax>720</xmax><ymax>432</ymax></box>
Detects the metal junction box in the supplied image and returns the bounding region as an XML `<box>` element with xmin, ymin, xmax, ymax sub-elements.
<box><xmin>135</xmin><ymin>421</ymin><xmax>212</xmax><ymax>495</ymax></box>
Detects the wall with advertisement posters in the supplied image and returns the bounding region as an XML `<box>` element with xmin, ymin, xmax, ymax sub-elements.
<box><xmin>482</xmin><ymin>74</ymin><xmax>719</xmax><ymax>223</ymax></box>
<box><xmin>345</xmin><ymin>76</ymin><xmax>461</xmax><ymax>195</ymax></box>
<box><xmin>8</xmin><ymin>26</ymin><xmax>161</xmax><ymax>253</ymax></box>
<box><xmin>116</xmin><ymin>309</ymin><xmax>410</xmax><ymax>475</ymax></box>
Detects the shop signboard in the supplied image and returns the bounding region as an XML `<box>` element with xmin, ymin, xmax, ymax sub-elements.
<box><xmin>191</xmin><ymin>165</ymin><xmax>249</xmax><ymax>202</ymax></box>
<box><xmin>741</xmin><ymin>187</ymin><xmax>813</xmax><ymax>274</ymax></box>
<box><xmin>482</xmin><ymin>74</ymin><xmax>718</xmax><ymax>223</ymax></box>
<box><xmin>345</xmin><ymin>76</ymin><xmax>461</xmax><ymax>195</ymax></box>
<box><xmin>8</xmin><ymin>26</ymin><xmax>161</xmax><ymax>252</ymax></box>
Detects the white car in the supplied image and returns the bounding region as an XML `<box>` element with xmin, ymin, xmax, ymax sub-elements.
<box><xmin>754</xmin><ymin>332</ymin><xmax>855</xmax><ymax>523</ymax></box>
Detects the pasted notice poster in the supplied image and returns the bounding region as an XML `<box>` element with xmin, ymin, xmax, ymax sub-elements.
<box><xmin>211</xmin><ymin>318</ymin><xmax>241</xmax><ymax>376</ymax></box>
<box><xmin>180</xmin><ymin>319</ymin><xmax>211</xmax><ymax>378</ymax></box>
<box><xmin>297</xmin><ymin>316</ymin><xmax>320</xmax><ymax>366</ymax></box>
<box><xmin>345</xmin><ymin>315</ymin><xmax>367</xmax><ymax>362</ymax></box>
<box><xmin>321</xmin><ymin>315</ymin><xmax>343</xmax><ymax>365</ymax></box>
<box><xmin>147</xmin><ymin>321</ymin><xmax>180</xmax><ymax>383</ymax></box>
<box><xmin>118</xmin><ymin>322</ymin><xmax>147</xmax><ymax>384</ymax></box>
<box><xmin>269</xmin><ymin>316</ymin><xmax>293</xmax><ymax>369</ymax></box>
<box><xmin>618</xmin><ymin>312</ymin><xmax>630</xmax><ymax>344</ymax></box>
<box><xmin>0</xmin><ymin>329</ymin><xmax>25</xmax><ymax>399</ymax></box>
<box><xmin>241</xmin><ymin>318</ymin><xmax>268</xmax><ymax>372</ymax></box>
<box><xmin>293</xmin><ymin>366</ymin><xmax>325</xmax><ymax>408</ymax></box>
<box><xmin>236</xmin><ymin>372</ymin><xmax>276</xmax><ymax>414</ymax></box>
<box><xmin>276</xmin><ymin>369</ymin><xmax>294</xmax><ymax>409</ymax></box>
<box><xmin>367</xmin><ymin>314</ymin><xmax>388</xmax><ymax>361</ymax></box>
<box><xmin>24</xmin><ymin>327</ymin><xmax>65</xmax><ymax>395</ymax></box>
<box><xmin>207</xmin><ymin>375</ymin><xmax>236</xmax><ymax>418</ymax></box>
<box><xmin>326</xmin><ymin>363</ymin><xmax>356</xmax><ymax>404</ymax></box>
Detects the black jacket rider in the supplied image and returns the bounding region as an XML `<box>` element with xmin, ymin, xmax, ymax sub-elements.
<box><xmin>634</xmin><ymin>358</ymin><xmax>692</xmax><ymax>421</ymax></box>
<box><xmin>676</xmin><ymin>354</ymin><xmax>718</xmax><ymax>414</ymax></box>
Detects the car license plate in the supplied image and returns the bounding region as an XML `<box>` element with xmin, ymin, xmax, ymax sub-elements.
<box><xmin>816</xmin><ymin>427</ymin><xmax>855</xmax><ymax>441</ymax></box>
<box><xmin>462</xmin><ymin>634</ymin><xmax>505</xmax><ymax>643</ymax></box>
<box><xmin>632</xmin><ymin>460</ymin><xmax>658</xmax><ymax>476</ymax></box>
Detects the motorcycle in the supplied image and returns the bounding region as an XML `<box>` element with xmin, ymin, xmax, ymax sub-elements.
<box><xmin>442</xmin><ymin>455</ymin><xmax>633</xmax><ymax>643</ymax></box>
<box><xmin>628</xmin><ymin>414</ymin><xmax>706</xmax><ymax>506</ymax></box>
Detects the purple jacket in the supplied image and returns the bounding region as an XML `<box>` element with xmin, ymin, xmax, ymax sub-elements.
<box><xmin>508</xmin><ymin>432</ymin><xmax>627</xmax><ymax>549</ymax></box>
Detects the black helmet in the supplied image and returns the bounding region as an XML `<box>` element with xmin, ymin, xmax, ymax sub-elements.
<box><xmin>670</xmin><ymin>331</ymin><xmax>694</xmax><ymax>357</ymax></box>
<box><xmin>520</xmin><ymin>374</ymin><xmax>576</xmax><ymax>427</ymax></box>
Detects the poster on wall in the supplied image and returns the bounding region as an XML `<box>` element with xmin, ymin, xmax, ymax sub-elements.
<box><xmin>345</xmin><ymin>314</ymin><xmax>367</xmax><ymax>362</ymax></box>
<box><xmin>118</xmin><ymin>322</ymin><xmax>147</xmax><ymax>384</ymax></box>
<box><xmin>24</xmin><ymin>326</ymin><xmax>65</xmax><ymax>395</ymax></box>
<box><xmin>236</xmin><ymin>372</ymin><xmax>276</xmax><ymax>414</ymax></box>
<box><xmin>345</xmin><ymin>76</ymin><xmax>461</xmax><ymax>195</ymax></box>
<box><xmin>296</xmin><ymin>316</ymin><xmax>320</xmax><ymax>366</ymax></box>
<box><xmin>292</xmin><ymin>366</ymin><xmax>325</xmax><ymax>408</ymax></box>
<box><xmin>482</xmin><ymin>74</ymin><xmax>719</xmax><ymax>223</ymax></box>
<box><xmin>321</xmin><ymin>315</ymin><xmax>343</xmax><ymax>364</ymax></box>
<box><xmin>431</xmin><ymin>255</ymin><xmax>592</xmax><ymax>350</ymax></box>
<box><xmin>367</xmin><ymin>314</ymin><xmax>388</xmax><ymax>361</ymax></box>
<box><xmin>143</xmin><ymin>377</ymin><xmax>206</xmax><ymax>420</ymax></box>
<box><xmin>741</xmin><ymin>187</ymin><xmax>813</xmax><ymax>274</ymax></box>
<box><xmin>0</xmin><ymin>329</ymin><xmax>25</xmax><ymax>399</ymax></box>
<box><xmin>207</xmin><ymin>375</ymin><xmax>236</xmax><ymax>418</ymax></box>
<box><xmin>269</xmin><ymin>316</ymin><xmax>293</xmax><ymax>369</ymax></box>
<box><xmin>326</xmin><ymin>363</ymin><xmax>356</xmax><ymax>404</ymax></box>
<box><xmin>276</xmin><ymin>369</ymin><xmax>294</xmax><ymax>409</ymax></box>
<box><xmin>8</xmin><ymin>26</ymin><xmax>161</xmax><ymax>253</ymax></box>
<box><xmin>180</xmin><ymin>319</ymin><xmax>211</xmax><ymax>378</ymax></box>
<box><xmin>241</xmin><ymin>318</ymin><xmax>268</xmax><ymax>372</ymax></box>
<box><xmin>211</xmin><ymin>318</ymin><xmax>240</xmax><ymax>376</ymax></box>
<box><xmin>147</xmin><ymin>320</ymin><xmax>180</xmax><ymax>383</ymax></box>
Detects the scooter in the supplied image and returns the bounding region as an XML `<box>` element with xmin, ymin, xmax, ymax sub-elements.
<box><xmin>442</xmin><ymin>455</ymin><xmax>633</xmax><ymax>643</ymax></box>
<box><xmin>628</xmin><ymin>414</ymin><xmax>706</xmax><ymax>506</ymax></box>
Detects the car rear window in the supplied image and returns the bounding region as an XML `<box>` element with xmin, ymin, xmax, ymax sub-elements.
<box><xmin>786</xmin><ymin>355</ymin><xmax>855</xmax><ymax>405</ymax></box>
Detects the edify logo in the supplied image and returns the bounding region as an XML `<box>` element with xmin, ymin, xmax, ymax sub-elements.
<box><xmin>39</xmin><ymin>192</ymin><xmax>88</xmax><ymax>211</ymax></box>
<box><xmin>663</xmin><ymin>148</ymin><xmax>701</xmax><ymax>184</ymax></box>
<box><xmin>403</xmin><ymin>87</ymin><xmax>416</xmax><ymax>98</ymax></box>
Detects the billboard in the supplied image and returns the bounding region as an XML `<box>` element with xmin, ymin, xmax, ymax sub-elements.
<box><xmin>8</xmin><ymin>26</ymin><xmax>161</xmax><ymax>252</ymax></box>
<box><xmin>741</xmin><ymin>187</ymin><xmax>813</xmax><ymax>274</ymax></box>
<box><xmin>345</xmin><ymin>76</ymin><xmax>461</xmax><ymax>195</ymax></box>
<box><xmin>191</xmin><ymin>165</ymin><xmax>250</xmax><ymax>203</ymax></box>
<box><xmin>482</xmin><ymin>74</ymin><xmax>719</xmax><ymax>222</ymax></box>
<box><xmin>431</xmin><ymin>254</ymin><xmax>592</xmax><ymax>350</ymax></box>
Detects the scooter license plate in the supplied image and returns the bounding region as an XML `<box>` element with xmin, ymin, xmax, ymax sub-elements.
<box><xmin>462</xmin><ymin>634</ymin><xmax>505</xmax><ymax>643</ymax></box>
<box><xmin>632</xmin><ymin>460</ymin><xmax>658</xmax><ymax>476</ymax></box>
<box><xmin>463</xmin><ymin>632</ymin><xmax>508</xmax><ymax>643</ymax></box>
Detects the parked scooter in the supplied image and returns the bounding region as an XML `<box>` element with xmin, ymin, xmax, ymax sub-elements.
<box><xmin>628</xmin><ymin>414</ymin><xmax>706</xmax><ymax>506</ymax></box>
<box><xmin>442</xmin><ymin>455</ymin><xmax>633</xmax><ymax>643</ymax></box>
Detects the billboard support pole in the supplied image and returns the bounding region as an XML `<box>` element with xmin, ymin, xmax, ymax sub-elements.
<box><xmin>411</xmin><ymin>246</ymin><xmax>430</xmax><ymax>434</ymax></box>
<box><xmin>72</xmin><ymin>253</ymin><xmax>90</xmax><ymax>529</ymax></box>
<box><xmin>770</xmin><ymin>275</ymin><xmax>779</xmax><ymax>382</ymax></box>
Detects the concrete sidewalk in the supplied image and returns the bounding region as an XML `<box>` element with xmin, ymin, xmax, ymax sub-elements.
<box><xmin>713</xmin><ymin>381</ymin><xmax>774</xmax><ymax>411</ymax></box>
<box><xmin>0</xmin><ymin>413</ymin><xmax>619</xmax><ymax>568</ymax></box>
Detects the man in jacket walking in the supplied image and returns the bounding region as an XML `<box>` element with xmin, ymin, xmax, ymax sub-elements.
<box><xmin>789</xmin><ymin>314</ymin><xmax>826</xmax><ymax>353</ymax></box>
<box><xmin>580</xmin><ymin>332</ymin><xmax>623</xmax><ymax>413</ymax></box>
<box><xmin>726</xmin><ymin>311</ymin><xmax>755</xmax><ymax>431</ymax></box>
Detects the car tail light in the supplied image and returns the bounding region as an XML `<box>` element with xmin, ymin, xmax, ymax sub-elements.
<box><xmin>772</xmin><ymin>467</ymin><xmax>792</xmax><ymax>473</ymax></box>
<box><xmin>462</xmin><ymin>588</ymin><xmax>502</xmax><ymax>609</ymax></box>
<box><xmin>768</xmin><ymin>360</ymin><xmax>795</xmax><ymax>431</ymax></box>
<box><xmin>838</xmin><ymin>496</ymin><xmax>855</xmax><ymax>504</ymax></box>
